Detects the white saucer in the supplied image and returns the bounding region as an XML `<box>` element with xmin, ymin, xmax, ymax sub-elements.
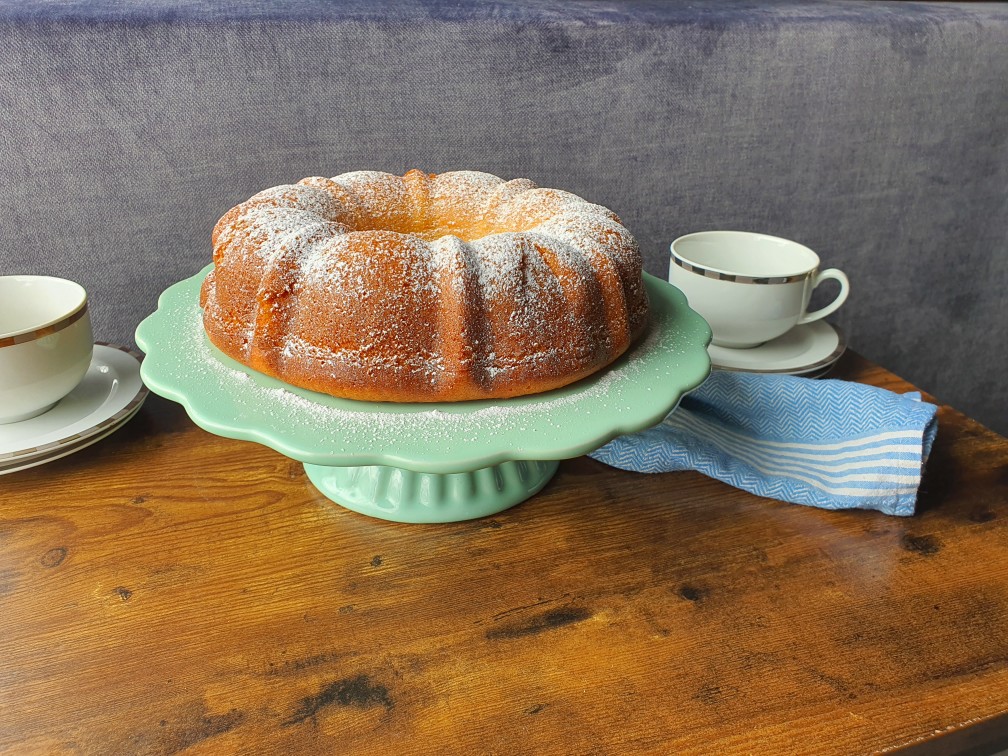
<box><xmin>0</xmin><ymin>402</ymin><xmax>144</xmax><ymax>475</ymax></box>
<box><xmin>707</xmin><ymin>321</ymin><xmax>847</xmax><ymax>375</ymax></box>
<box><xmin>0</xmin><ymin>343</ymin><xmax>148</xmax><ymax>473</ymax></box>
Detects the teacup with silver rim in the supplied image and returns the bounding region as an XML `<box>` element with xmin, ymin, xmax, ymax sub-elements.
<box><xmin>669</xmin><ymin>231</ymin><xmax>850</xmax><ymax>349</ymax></box>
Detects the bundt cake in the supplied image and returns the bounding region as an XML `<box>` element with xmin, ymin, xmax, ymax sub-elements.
<box><xmin>199</xmin><ymin>169</ymin><xmax>650</xmax><ymax>402</ymax></box>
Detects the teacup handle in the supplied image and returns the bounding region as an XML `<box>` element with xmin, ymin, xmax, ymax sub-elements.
<box><xmin>797</xmin><ymin>268</ymin><xmax>850</xmax><ymax>325</ymax></box>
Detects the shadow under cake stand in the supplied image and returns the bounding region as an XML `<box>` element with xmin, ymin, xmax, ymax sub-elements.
<box><xmin>135</xmin><ymin>266</ymin><xmax>711</xmax><ymax>523</ymax></box>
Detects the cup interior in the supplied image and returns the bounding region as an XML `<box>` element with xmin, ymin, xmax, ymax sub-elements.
<box><xmin>672</xmin><ymin>231</ymin><xmax>819</xmax><ymax>278</ymax></box>
<box><xmin>0</xmin><ymin>276</ymin><xmax>87</xmax><ymax>339</ymax></box>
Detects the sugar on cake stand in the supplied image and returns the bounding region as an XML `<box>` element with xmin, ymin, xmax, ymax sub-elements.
<box><xmin>135</xmin><ymin>266</ymin><xmax>711</xmax><ymax>523</ymax></box>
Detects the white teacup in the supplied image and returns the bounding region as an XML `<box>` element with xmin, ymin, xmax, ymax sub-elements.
<box><xmin>669</xmin><ymin>231</ymin><xmax>850</xmax><ymax>348</ymax></box>
<box><xmin>0</xmin><ymin>276</ymin><xmax>94</xmax><ymax>424</ymax></box>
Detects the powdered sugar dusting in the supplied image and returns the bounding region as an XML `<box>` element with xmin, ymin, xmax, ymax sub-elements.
<box><xmin>219</xmin><ymin>169</ymin><xmax>635</xmax><ymax>279</ymax></box>
<box><xmin>204</xmin><ymin>169</ymin><xmax>650</xmax><ymax>402</ymax></box>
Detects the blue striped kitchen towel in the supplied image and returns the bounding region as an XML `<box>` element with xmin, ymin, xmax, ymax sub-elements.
<box><xmin>589</xmin><ymin>371</ymin><xmax>939</xmax><ymax>516</ymax></box>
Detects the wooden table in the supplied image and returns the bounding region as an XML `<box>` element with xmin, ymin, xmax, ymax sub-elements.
<box><xmin>1</xmin><ymin>352</ymin><xmax>1006</xmax><ymax>755</ymax></box>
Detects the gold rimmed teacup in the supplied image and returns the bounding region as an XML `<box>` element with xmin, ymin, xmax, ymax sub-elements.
<box><xmin>0</xmin><ymin>276</ymin><xmax>94</xmax><ymax>424</ymax></box>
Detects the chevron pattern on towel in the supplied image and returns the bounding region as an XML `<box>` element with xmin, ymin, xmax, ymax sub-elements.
<box><xmin>589</xmin><ymin>371</ymin><xmax>939</xmax><ymax>516</ymax></box>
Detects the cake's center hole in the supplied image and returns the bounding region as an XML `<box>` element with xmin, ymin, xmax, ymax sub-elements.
<box><xmin>407</xmin><ymin>219</ymin><xmax>498</xmax><ymax>243</ymax></box>
<box><xmin>350</xmin><ymin>195</ymin><xmax>544</xmax><ymax>242</ymax></box>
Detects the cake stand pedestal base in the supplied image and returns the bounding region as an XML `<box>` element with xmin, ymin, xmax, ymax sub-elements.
<box><xmin>303</xmin><ymin>460</ymin><xmax>560</xmax><ymax>523</ymax></box>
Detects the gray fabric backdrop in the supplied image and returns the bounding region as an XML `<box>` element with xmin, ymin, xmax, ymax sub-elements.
<box><xmin>2</xmin><ymin>0</ymin><xmax>1006</xmax><ymax>433</ymax></box>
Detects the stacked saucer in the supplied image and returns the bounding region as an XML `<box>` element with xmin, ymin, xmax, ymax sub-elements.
<box><xmin>707</xmin><ymin>321</ymin><xmax>846</xmax><ymax>378</ymax></box>
<box><xmin>0</xmin><ymin>343</ymin><xmax>147</xmax><ymax>475</ymax></box>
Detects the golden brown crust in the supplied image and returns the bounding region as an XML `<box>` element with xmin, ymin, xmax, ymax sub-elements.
<box><xmin>201</xmin><ymin>170</ymin><xmax>650</xmax><ymax>403</ymax></box>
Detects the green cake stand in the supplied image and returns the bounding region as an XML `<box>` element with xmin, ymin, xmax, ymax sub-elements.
<box><xmin>135</xmin><ymin>266</ymin><xmax>711</xmax><ymax>523</ymax></box>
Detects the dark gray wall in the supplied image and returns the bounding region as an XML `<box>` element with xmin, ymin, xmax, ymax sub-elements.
<box><xmin>2</xmin><ymin>1</ymin><xmax>1006</xmax><ymax>433</ymax></box>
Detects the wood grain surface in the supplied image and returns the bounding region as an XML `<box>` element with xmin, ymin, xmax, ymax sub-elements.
<box><xmin>1</xmin><ymin>352</ymin><xmax>1006</xmax><ymax>755</ymax></box>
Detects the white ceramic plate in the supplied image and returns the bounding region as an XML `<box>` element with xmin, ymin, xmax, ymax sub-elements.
<box><xmin>708</xmin><ymin>321</ymin><xmax>847</xmax><ymax>375</ymax></box>
<box><xmin>0</xmin><ymin>403</ymin><xmax>143</xmax><ymax>474</ymax></box>
<box><xmin>0</xmin><ymin>343</ymin><xmax>147</xmax><ymax>468</ymax></box>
